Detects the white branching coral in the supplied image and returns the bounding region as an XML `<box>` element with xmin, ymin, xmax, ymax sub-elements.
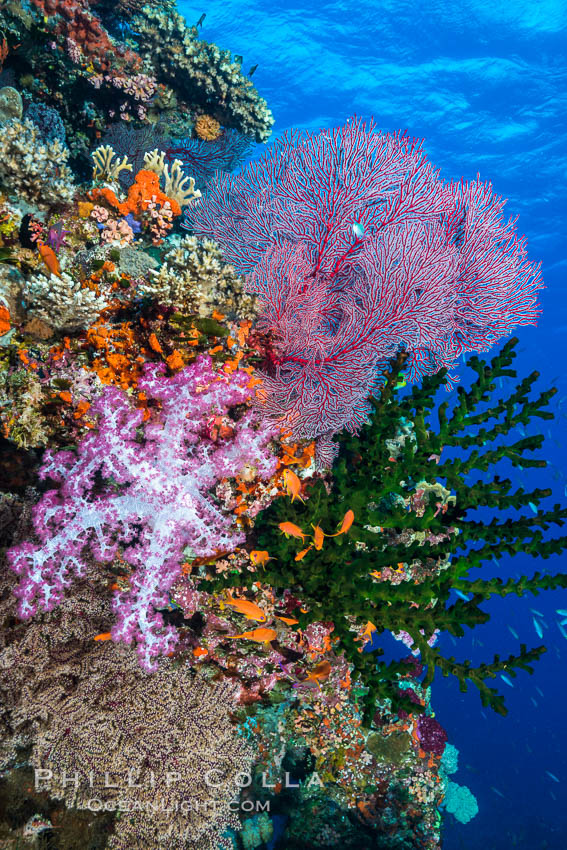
<box><xmin>137</xmin><ymin>234</ymin><xmax>257</xmax><ymax>318</ymax></box>
<box><xmin>143</xmin><ymin>147</ymin><xmax>166</xmax><ymax>174</ymax></box>
<box><xmin>91</xmin><ymin>144</ymin><xmax>133</xmax><ymax>182</ymax></box>
<box><xmin>22</xmin><ymin>271</ymin><xmax>110</xmax><ymax>331</ymax></box>
<box><xmin>163</xmin><ymin>159</ymin><xmax>201</xmax><ymax>207</ymax></box>
<box><xmin>143</xmin><ymin>148</ymin><xmax>202</xmax><ymax>208</ymax></box>
<box><xmin>0</xmin><ymin>118</ymin><xmax>75</xmax><ymax>208</ymax></box>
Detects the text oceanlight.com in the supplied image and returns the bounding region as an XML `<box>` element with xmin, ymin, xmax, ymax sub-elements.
<box><xmin>79</xmin><ymin>798</ymin><xmax>272</xmax><ymax>814</ymax></box>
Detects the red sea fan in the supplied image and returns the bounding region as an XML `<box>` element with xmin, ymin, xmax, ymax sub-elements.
<box><xmin>169</xmin><ymin>129</ymin><xmax>254</xmax><ymax>187</ymax></box>
<box><xmin>185</xmin><ymin>117</ymin><xmax>543</xmax><ymax>445</ymax></box>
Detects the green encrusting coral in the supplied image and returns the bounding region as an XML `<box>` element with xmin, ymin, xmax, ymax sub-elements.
<box><xmin>202</xmin><ymin>338</ymin><xmax>567</xmax><ymax>720</ymax></box>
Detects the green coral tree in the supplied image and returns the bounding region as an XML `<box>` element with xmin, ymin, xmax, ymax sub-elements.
<box><xmin>201</xmin><ymin>339</ymin><xmax>567</xmax><ymax>720</ymax></box>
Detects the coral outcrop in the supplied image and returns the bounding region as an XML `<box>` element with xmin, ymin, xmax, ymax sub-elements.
<box><xmin>130</xmin><ymin>7</ymin><xmax>274</xmax><ymax>143</ymax></box>
<box><xmin>22</xmin><ymin>271</ymin><xmax>110</xmax><ymax>331</ymax></box>
<box><xmin>137</xmin><ymin>234</ymin><xmax>258</xmax><ymax>318</ymax></box>
<box><xmin>0</xmin><ymin>119</ymin><xmax>75</xmax><ymax>209</ymax></box>
<box><xmin>0</xmin><ymin>4</ymin><xmax>563</xmax><ymax>849</ymax></box>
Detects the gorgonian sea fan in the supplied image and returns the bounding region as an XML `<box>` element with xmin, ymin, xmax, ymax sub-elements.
<box><xmin>184</xmin><ymin>117</ymin><xmax>543</xmax><ymax>445</ymax></box>
<box><xmin>7</xmin><ymin>356</ymin><xmax>278</xmax><ymax>670</ymax></box>
<box><xmin>104</xmin><ymin>124</ymin><xmax>253</xmax><ymax>188</ymax></box>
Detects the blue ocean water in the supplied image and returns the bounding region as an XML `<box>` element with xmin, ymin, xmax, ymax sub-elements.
<box><xmin>177</xmin><ymin>1</ymin><xmax>567</xmax><ymax>846</ymax></box>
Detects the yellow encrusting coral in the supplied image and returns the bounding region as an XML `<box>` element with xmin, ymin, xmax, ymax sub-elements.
<box><xmin>195</xmin><ymin>113</ymin><xmax>222</xmax><ymax>140</ymax></box>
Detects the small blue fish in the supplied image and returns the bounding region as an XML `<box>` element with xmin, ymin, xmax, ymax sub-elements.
<box><xmin>352</xmin><ymin>220</ymin><xmax>364</xmax><ymax>239</ymax></box>
<box><xmin>507</xmin><ymin>625</ymin><xmax>519</xmax><ymax>640</ymax></box>
<box><xmin>546</xmin><ymin>771</ymin><xmax>560</xmax><ymax>783</ymax></box>
<box><xmin>491</xmin><ymin>787</ymin><xmax>506</xmax><ymax>798</ymax></box>
<box><xmin>528</xmin><ymin>502</ymin><xmax>538</xmax><ymax>514</ymax></box>
<box><xmin>454</xmin><ymin>589</ymin><xmax>470</xmax><ymax>602</ymax></box>
<box><xmin>561</xmin><ymin>617</ymin><xmax>567</xmax><ymax>626</ymax></box>
<box><xmin>530</xmin><ymin>697</ymin><xmax>538</xmax><ymax>707</ymax></box>
<box><xmin>492</xmin><ymin>556</ymin><xmax>501</xmax><ymax>568</ymax></box>
<box><xmin>556</xmin><ymin>609</ymin><xmax>567</xmax><ymax>617</ymax></box>
<box><xmin>536</xmin><ymin>686</ymin><xmax>544</xmax><ymax>698</ymax></box>
<box><xmin>533</xmin><ymin>617</ymin><xmax>543</xmax><ymax>639</ymax></box>
<box><xmin>500</xmin><ymin>674</ymin><xmax>514</xmax><ymax>688</ymax></box>
<box><xmin>530</xmin><ymin>608</ymin><xmax>544</xmax><ymax>617</ymax></box>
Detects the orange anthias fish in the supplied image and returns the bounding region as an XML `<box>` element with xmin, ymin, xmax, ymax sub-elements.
<box><xmin>326</xmin><ymin>509</ymin><xmax>355</xmax><ymax>537</ymax></box>
<box><xmin>229</xmin><ymin>627</ymin><xmax>277</xmax><ymax>643</ymax></box>
<box><xmin>361</xmin><ymin>621</ymin><xmax>377</xmax><ymax>639</ymax></box>
<box><xmin>94</xmin><ymin>632</ymin><xmax>112</xmax><ymax>641</ymax></box>
<box><xmin>358</xmin><ymin>620</ymin><xmax>378</xmax><ymax>652</ymax></box>
<box><xmin>193</xmin><ymin>646</ymin><xmax>208</xmax><ymax>657</ymax></box>
<box><xmin>37</xmin><ymin>242</ymin><xmax>61</xmax><ymax>277</ymax></box>
<box><xmin>305</xmin><ymin>659</ymin><xmax>331</xmax><ymax>685</ymax></box>
<box><xmin>0</xmin><ymin>306</ymin><xmax>10</xmax><ymax>336</ymax></box>
<box><xmin>222</xmin><ymin>593</ymin><xmax>267</xmax><ymax>622</ymax></box>
<box><xmin>311</xmin><ymin>524</ymin><xmax>325</xmax><ymax>550</ymax></box>
<box><xmin>275</xmin><ymin>615</ymin><xmax>299</xmax><ymax>625</ymax></box>
<box><xmin>249</xmin><ymin>550</ymin><xmax>272</xmax><ymax>567</ymax></box>
<box><xmin>279</xmin><ymin>521</ymin><xmax>306</xmax><ymax>542</ymax></box>
<box><xmin>283</xmin><ymin>468</ymin><xmax>305</xmax><ymax>503</ymax></box>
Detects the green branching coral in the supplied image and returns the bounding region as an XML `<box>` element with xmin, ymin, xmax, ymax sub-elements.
<box><xmin>202</xmin><ymin>339</ymin><xmax>567</xmax><ymax>720</ymax></box>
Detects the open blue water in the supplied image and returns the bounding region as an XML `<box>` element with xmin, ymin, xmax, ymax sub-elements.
<box><xmin>177</xmin><ymin>1</ymin><xmax>567</xmax><ymax>846</ymax></box>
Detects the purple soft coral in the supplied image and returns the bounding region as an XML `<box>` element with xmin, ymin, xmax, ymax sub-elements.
<box><xmin>417</xmin><ymin>714</ymin><xmax>448</xmax><ymax>756</ymax></box>
<box><xmin>7</xmin><ymin>356</ymin><xmax>278</xmax><ymax>669</ymax></box>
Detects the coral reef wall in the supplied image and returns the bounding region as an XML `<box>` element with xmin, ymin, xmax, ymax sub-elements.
<box><xmin>0</xmin><ymin>2</ymin><xmax>565</xmax><ymax>850</ymax></box>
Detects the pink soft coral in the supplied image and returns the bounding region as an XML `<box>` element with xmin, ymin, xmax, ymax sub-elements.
<box><xmin>7</xmin><ymin>356</ymin><xmax>278</xmax><ymax>669</ymax></box>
